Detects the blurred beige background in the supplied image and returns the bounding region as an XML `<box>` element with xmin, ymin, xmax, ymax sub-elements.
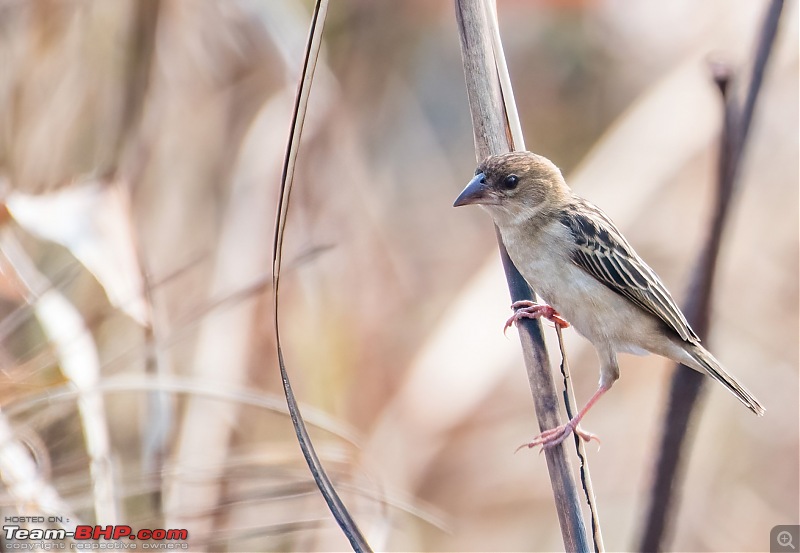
<box><xmin>0</xmin><ymin>1</ymin><xmax>796</xmax><ymax>551</ymax></box>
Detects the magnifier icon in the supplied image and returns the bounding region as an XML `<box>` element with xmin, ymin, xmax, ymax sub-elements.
<box><xmin>778</xmin><ymin>531</ymin><xmax>796</xmax><ymax>550</ymax></box>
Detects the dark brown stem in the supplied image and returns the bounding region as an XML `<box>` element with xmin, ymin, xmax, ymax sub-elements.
<box><xmin>271</xmin><ymin>1</ymin><xmax>371</xmax><ymax>550</ymax></box>
<box><xmin>455</xmin><ymin>1</ymin><xmax>590</xmax><ymax>550</ymax></box>
<box><xmin>638</xmin><ymin>2</ymin><xmax>783</xmax><ymax>551</ymax></box>
<box><xmin>557</xmin><ymin>326</ymin><xmax>604</xmax><ymax>552</ymax></box>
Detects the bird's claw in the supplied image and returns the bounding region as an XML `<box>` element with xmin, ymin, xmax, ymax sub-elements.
<box><xmin>504</xmin><ymin>301</ymin><xmax>570</xmax><ymax>334</ymax></box>
<box><xmin>515</xmin><ymin>421</ymin><xmax>601</xmax><ymax>453</ymax></box>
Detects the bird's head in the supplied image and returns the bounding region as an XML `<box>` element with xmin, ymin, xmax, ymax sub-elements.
<box><xmin>453</xmin><ymin>151</ymin><xmax>570</xmax><ymax>225</ymax></box>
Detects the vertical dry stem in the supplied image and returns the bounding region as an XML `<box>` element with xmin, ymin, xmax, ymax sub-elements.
<box><xmin>638</xmin><ymin>1</ymin><xmax>783</xmax><ymax>550</ymax></box>
<box><xmin>454</xmin><ymin>1</ymin><xmax>589</xmax><ymax>550</ymax></box>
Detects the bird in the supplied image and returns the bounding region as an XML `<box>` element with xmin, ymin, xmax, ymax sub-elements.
<box><xmin>453</xmin><ymin>150</ymin><xmax>764</xmax><ymax>450</ymax></box>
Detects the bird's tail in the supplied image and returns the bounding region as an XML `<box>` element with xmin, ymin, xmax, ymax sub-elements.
<box><xmin>687</xmin><ymin>344</ymin><xmax>765</xmax><ymax>416</ymax></box>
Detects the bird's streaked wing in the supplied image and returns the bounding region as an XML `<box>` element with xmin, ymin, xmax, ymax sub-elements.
<box><xmin>559</xmin><ymin>199</ymin><xmax>700</xmax><ymax>343</ymax></box>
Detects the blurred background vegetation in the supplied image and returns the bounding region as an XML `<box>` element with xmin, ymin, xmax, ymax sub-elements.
<box><xmin>0</xmin><ymin>0</ymin><xmax>796</xmax><ymax>551</ymax></box>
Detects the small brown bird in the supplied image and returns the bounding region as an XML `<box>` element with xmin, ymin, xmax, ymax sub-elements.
<box><xmin>454</xmin><ymin>151</ymin><xmax>764</xmax><ymax>449</ymax></box>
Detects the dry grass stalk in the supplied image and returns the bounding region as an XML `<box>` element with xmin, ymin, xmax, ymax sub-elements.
<box><xmin>454</xmin><ymin>0</ymin><xmax>590</xmax><ymax>550</ymax></box>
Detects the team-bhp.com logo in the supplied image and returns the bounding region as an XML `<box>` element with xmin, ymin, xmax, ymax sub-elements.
<box><xmin>3</xmin><ymin>520</ymin><xmax>189</xmax><ymax>550</ymax></box>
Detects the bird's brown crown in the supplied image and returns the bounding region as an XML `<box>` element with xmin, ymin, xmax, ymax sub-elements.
<box><xmin>476</xmin><ymin>151</ymin><xmax>569</xmax><ymax>209</ymax></box>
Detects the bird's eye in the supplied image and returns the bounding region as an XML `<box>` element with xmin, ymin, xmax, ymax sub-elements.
<box><xmin>503</xmin><ymin>174</ymin><xmax>519</xmax><ymax>189</ymax></box>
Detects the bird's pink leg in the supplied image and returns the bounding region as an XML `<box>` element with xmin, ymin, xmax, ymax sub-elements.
<box><xmin>504</xmin><ymin>300</ymin><xmax>570</xmax><ymax>333</ymax></box>
<box><xmin>516</xmin><ymin>384</ymin><xmax>610</xmax><ymax>452</ymax></box>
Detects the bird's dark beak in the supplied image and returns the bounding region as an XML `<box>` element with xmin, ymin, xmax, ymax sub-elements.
<box><xmin>453</xmin><ymin>173</ymin><xmax>490</xmax><ymax>207</ymax></box>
